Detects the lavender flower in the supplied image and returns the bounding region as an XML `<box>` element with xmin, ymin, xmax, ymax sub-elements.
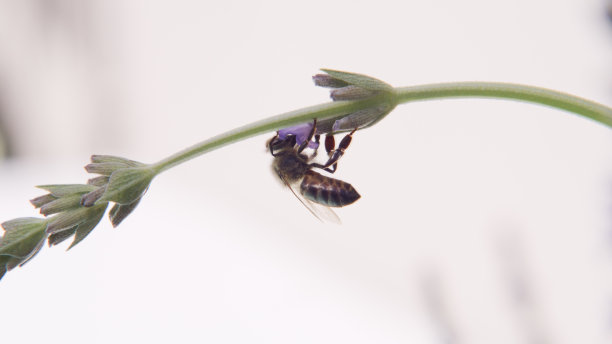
<box><xmin>277</xmin><ymin>122</ymin><xmax>320</xmax><ymax>149</ymax></box>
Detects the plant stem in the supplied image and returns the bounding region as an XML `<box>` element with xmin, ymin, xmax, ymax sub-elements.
<box><xmin>394</xmin><ymin>82</ymin><xmax>612</xmax><ymax>127</ymax></box>
<box><xmin>152</xmin><ymin>95</ymin><xmax>391</xmax><ymax>173</ymax></box>
<box><xmin>152</xmin><ymin>82</ymin><xmax>612</xmax><ymax>174</ymax></box>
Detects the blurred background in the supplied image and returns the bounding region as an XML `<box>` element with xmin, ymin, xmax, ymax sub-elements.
<box><xmin>1</xmin><ymin>0</ymin><xmax>611</xmax><ymax>343</ymax></box>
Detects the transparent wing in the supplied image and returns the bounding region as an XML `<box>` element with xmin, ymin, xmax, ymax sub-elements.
<box><xmin>280</xmin><ymin>176</ymin><xmax>341</xmax><ymax>224</ymax></box>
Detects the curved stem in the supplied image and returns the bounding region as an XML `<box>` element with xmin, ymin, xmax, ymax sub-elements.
<box><xmin>394</xmin><ymin>82</ymin><xmax>612</xmax><ymax>127</ymax></box>
<box><xmin>153</xmin><ymin>82</ymin><xmax>612</xmax><ymax>174</ymax></box>
<box><xmin>152</xmin><ymin>96</ymin><xmax>388</xmax><ymax>173</ymax></box>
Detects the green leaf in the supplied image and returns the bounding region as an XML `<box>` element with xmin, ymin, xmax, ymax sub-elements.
<box><xmin>320</xmin><ymin>69</ymin><xmax>392</xmax><ymax>91</ymax></box>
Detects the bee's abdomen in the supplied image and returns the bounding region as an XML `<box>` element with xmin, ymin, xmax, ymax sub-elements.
<box><xmin>300</xmin><ymin>171</ymin><xmax>360</xmax><ymax>207</ymax></box>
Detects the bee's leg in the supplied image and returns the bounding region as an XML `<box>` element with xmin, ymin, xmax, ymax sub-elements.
<box><xmin>325</xmin><ymin>134</ymin><xmax>335</xmax><ymax>155</ymax></box>
<box><xmin>269</xmin><ymin>134</ymin><xmax>296</xmax><ymax>156</ymax></box>
<box><xmin>311</xmin><ymin>127</ymin><xmax>357</xmax><ymax>173</ymax></box>
<box><xmin>309</xmin><ymin>134</ymin><xmax>321</xmax><ymax>159</ymax></box>
<box><xmin>323</xmin><ymin>134</ymin><xmax>337</xmax><ymax>172</ymax></box>
<box><xmin>299</xmin><ymin>133</ymin><xmax>321</xmax><ymax>161</ymax></box>
<box><xmin>297</xmin><ymin>118</ymin><xmax>318</xmax><ymax>154</ymax></box>
<box><xmin>268</xmin><ymin>135</ymin><xmax>280</xmax><ymax>156</ymax></box>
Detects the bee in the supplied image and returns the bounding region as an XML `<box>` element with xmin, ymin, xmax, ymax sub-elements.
<box><xmin>268</xmin><ymin>119</ymin><xmax>360</xmax><ymax>222</ymax></box>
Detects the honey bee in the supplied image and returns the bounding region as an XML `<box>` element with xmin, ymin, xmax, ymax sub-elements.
<box><xmin>268</xmin><ymin>119</ymin><xmax>360</xmax><ymax>222</ymax></box>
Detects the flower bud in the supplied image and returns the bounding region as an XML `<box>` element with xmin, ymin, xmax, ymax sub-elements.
<box><xmin>81</xmin><ymin>155</ymin><xmax>153</xmax><ymax>207</ymax></box>
<box><xmin>0</xmin><ymin>217</ymin><xmax>48</xmax><ymax>280</ymax></box>
<box><xmin>316</xmin><ymin>69</ymin><xmax>392</xmax><ymax>102</ymax></box>
<box><xmin>312</xmin><ymin>74</ymin><xmax>349</xmax><ymax>88</ymax></box>
<box><xmin>310</xmin><ymin>69</ymin><xmax>397</xmax><ymax>134</ymax></box>
<box><xmin>85</xmin><ymin>155</ymin><xmax>144</xmax><ymax>176</ymax></box>
<box><xmin>48</xmin><ymin>227</ymin><xmax>77</xmax><ymax>247</ymax></box>
<box><xmin>66</xmin><ymin>204</ymin><xmax>107</xmax><ymax>249</ymax></box>
<box><xmin>109</xmin><ymin>197</ymin><xmax>142</xmax><ymax>227</ymax></box>
<box><xmin>39</xmin><ymin>194</ymin><xmax>83</xmax><ymax>216</ymax></box>
<box><xmin>36</xmin><ymin>184</ymin><xmax>98</xmax><ymax>197</ymax></box>
<box><xmin>83</xmin><ymin>155</ymin><xmax>153</xmax><ymax>228</ymax></box>
<box><xmin>87</xmin><ymin>176</ymin><xmax>110</xmax><ymax>187</ymax></box>
<box><xmin>319</xmin><ymin>69</ymin><xmax>392</xmax><ymax>92</ymax></box>
<box><xmin>331</xmin><ymin>104</ymin><xmax>394</xmax><ymax>132</ymax></box>
<box><xmin>46</xmin><ymin>203</ymin><xmax>107</xmax><ymax>236</ymax></box>
<box><xmin>97</xmin><ymin>166</ymin><xmax>155</xmax><ymax>205</ymax></box>
<box><xmin>31</xmin><ymin>184</ymin><xmax>98</xmax><ymax>215</ymax></box>
<box><xmin>43</xmin><ymin>202</ymin><xmax>107</xmax><ymax>250</ymax></box>
<box><xmin>80</xmin><ymin>187</ymin><xmax>106</xmax><ymax>207</ymax></box>
<box><xmin>330</xmin><ymin>85</ymin><xmax>377</xmax><ymax>101</ymax></box>
<box><xmin>30</xmin><ymin>194</ymin><xmax>57</xmax><ymax>208</ymax></box>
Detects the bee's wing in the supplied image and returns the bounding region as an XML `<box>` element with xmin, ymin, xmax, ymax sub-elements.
<box><xmin>280</xmin><ymin>176</ymin><xmax>341</xmax><ymax>224</ymax></box>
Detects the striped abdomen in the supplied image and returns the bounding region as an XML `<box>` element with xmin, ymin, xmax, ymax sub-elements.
<box><xmin>300</xmin><ymin>171</ymin><xmax>360</xmax><ymax>207</ymax></box>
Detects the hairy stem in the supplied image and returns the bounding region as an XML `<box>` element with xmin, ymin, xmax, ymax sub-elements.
<box><xmin>152</xmin><ymin>82</ymin><xmax>612</xmax><ymax>174</ymax></box>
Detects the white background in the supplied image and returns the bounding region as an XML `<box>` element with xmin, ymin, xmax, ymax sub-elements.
<box><xmin>0</xmin><ymin>0</ymin><xmax>611</xmax><ymax>343</ymax></box>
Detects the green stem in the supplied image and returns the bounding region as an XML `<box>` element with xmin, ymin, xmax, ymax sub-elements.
<box><xmin>152</xmin><ymin>95</ymin><xmax>388</xmax><ymax>173</ymax></box>
<box><xmin>394</xmin><ymin>82</ymin><xmax>612</xmax><ymax>127</ymax></box>
<box><xmin>152</xmin><ymin>82</ymin><xmax>612</xmax><ymax>174</ymax></box>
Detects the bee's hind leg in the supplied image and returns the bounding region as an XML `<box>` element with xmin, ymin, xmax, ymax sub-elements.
<box><xmin>296</xmin><ymin>118</ymin><xmax>318</xmax><ymax>154</ymax></box>
<box><xmin>311</xmin><ymin>127</ymin><xmax>357</xmax><ymax>173</ymax></box>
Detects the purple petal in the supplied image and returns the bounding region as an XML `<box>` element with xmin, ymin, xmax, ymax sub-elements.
<box><xmin>307</xmin><ymin>141</ymin><xmax>320</xmax><ymax>149</ymax></box>
<box><xmin>277</xmin><ymin>122</ymin><xmax>319</xmax><ymax>149</ymax></box>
